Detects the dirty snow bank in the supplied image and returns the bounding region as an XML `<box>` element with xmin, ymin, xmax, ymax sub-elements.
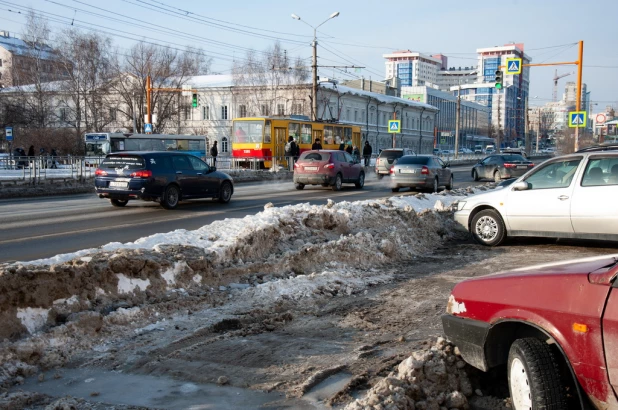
<box><xmin>346</xmin><ymin>337</ymin><xmax>508</xmax><ymax>410</ymax></box>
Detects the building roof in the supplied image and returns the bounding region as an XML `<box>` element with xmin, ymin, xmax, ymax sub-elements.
<box><xmin>184</xmin><ymin>74</ymin><xmax>234</xmax><ymax>88</ymax></box>
<box><xmin>320</xmin><ymin>82</ymin><xmax>438</xmax><ymax>112</ymax></box>
<box><xmin>0</xmin><ymin>79</ymin><xmax>69</xmax><ymax>93</ymax></box>
<box><xmin>0</xmin><ymin>34</ymin><xmax>56</xmax><ymax>60</ymax></box>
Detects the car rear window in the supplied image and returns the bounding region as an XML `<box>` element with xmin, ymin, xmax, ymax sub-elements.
<box><xmin>299</xmin><ymin>152</ymin><xmax>330</xmax><ymax>161</ymax></box>
<box><xmin>397</xmin><ymin>156</ymin><xmax>429</xmax><ymax>165</ymax></box>
<box><xmin>501</xmin><ymin>154</ymin><xmax>526</xmax><ymax>162</ymax></box>
<box><xmin>100</xmin><ymin>155</ymin><xmax>145</xmax><ymax>170</ymax></box>
<box><xmin>378</xmin><ymin>150</ymin><xmax>403</xmax><ymax>159</ymax></box>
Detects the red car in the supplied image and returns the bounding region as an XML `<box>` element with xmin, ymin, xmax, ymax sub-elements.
<box><xmin>442</xmin><ymin>255</ymin><xmax>618</xmax><ymax>409</ymax></box>
<box><xmin>293</xmin><ymin>150</ymin><xmax>365</xmax><ymax>191</ymax></box>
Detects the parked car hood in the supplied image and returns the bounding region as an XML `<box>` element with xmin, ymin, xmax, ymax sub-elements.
<box><xmin>461</xmin><ymin>187</ymin><xmax>509</xmax><ymax>205</ymax></box>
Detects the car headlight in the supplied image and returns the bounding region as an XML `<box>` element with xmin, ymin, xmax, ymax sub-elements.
<box><xmin>456</xmin><ymin>201</ymin><xmax>467</xmax><ymax>211</ymax></box>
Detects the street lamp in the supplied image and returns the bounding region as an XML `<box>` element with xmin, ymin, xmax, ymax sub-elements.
<box><xmin>291</xmin><ymin>11</ymin><xmax>340</xmax><ymax>121</ymax></box>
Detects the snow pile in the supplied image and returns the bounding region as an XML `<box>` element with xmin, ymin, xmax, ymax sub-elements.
<box><xmin>346</xmin><ymin>338</ymin><xmax>480</xmax><ymax>410</ymax></box>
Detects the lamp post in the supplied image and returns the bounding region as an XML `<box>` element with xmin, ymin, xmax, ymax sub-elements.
<box><xmin>291</xmin><ymin>11</ymin><xmax>340</xmax><ymax>121</ymax></box>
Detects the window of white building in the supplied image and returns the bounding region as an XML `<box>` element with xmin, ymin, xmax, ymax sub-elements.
<box><xmin>239</xmin><ymin>105</ymin><xmax>247</xmax><ymax>118</ymax></box>
<box><xmin>277</xmin><ymin>104</ymin><xmax>284</xmax><ymax>116</ymax></box>
<box><xmin>202</xmin><ymin>105</ymin><xmax>210</xmax><ymax>120</ymax></box>
<box><xmin>221</xmin><ymin>105</ymin><xmax>228</xmax><ymax>120</ymax></box>
<box><xmin>221</xmin><ymin>137</ymin><xmax>228</xmax><ymax>153</ymax></box>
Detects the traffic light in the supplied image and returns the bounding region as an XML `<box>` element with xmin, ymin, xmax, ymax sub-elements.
<box><xmin>494</xmin><ymin>70</ymin><xmax>503</xmax><ymax>90</ymax></box>
<box><xmin>191</xmin><ymin>93</ymin><xmax>198</xmax><ymax>108</ymax></box>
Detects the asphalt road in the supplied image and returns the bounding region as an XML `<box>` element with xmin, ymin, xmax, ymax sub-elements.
<box><xmin>0</xmin><ymin>165</ymin><xmax>485</xmax><ymax>263</ymax></box>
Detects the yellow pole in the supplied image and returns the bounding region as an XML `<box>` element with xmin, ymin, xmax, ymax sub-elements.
<box><xmin>574</xmin><ymin>40</ymin><xmax>584</xmax><ymax>151</ymax></box>
<box><xmin>146</xmin><ymin>75</ymin><xmax>152</xmax><ymax>129</ymax></box>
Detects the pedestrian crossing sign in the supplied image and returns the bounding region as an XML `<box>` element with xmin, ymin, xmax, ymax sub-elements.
<box><xmin>388</xmin><ymin>120</ymin><xmax>401</xmax><ymax>133</ymax></box>
<box><xmin>569</xmin><ymin>111</ymin><xmax>587</xmax><ymax>128</ymax></box>
<box><xmin>505</xmin><ymin>58</ymin><xmax>522</xmax><ymax>75</ymax></box>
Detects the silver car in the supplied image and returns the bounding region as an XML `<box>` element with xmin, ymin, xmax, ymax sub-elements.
<box><xmin>455</xmin><ymin>146</ymin><xmax>618</xmax><ymax>246</ymax></box>
<box><xmin>390</xmin><ymin>155</ymin><xmax>453</xmax><ymax>193</ymax></box>
<box><xmin>375</xmin><ymin>148</ymin><xmax>415</xmax><ymax>179</ymax></box>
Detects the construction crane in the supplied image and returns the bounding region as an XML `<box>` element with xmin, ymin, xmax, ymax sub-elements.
<box><xmin>553</xmin><ymin>69</ymin><xmax>574</xmax><ymax>102</ymax></box>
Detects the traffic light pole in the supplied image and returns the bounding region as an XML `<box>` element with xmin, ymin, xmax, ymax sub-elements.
<box><xmin>146</xmin><ymin>75</ymin><xmax>197</xmax><ymax>134</ymax></box>
<box><xmin>454</xmin><ymin>85</ymin><xmax>460</xmax><ymax>159</ymax></box>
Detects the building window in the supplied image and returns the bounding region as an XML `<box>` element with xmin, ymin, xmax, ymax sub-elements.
<box><xmin>221</xmin><ymin>137</ymin><xmax>228</xmax><ymax>153</ymax></box>
<box><xmin>354</xmin><ymin>110</ymin><xmax>358</xmax><ymax>122</ymax></box>
<box><xmin>261</xmin><ymin>104</ymin><xmax>269</xmax><ymax>116</ymax></box>
<box><xmin>370</xmin><ymin>112</ymin><xmax>374</xmax><ymax>124</ymax></box>
<box><xmin>109</xmin><ymin>108</ymin><xmax>117</xmax><ymax>121</ymax></box>
<box><xmin>202</xmin><ymin>105</ymin><xmax>210</xmax><ymax>120</ymax></box>
<box><xmin>239</xmin><ymin>104</ymin><xmax>247</xmax><ymax>118</ymax></box>
<box><xmin>59</xmin><ymin>107</ymin><xmax>68</xmax><ymax>121</ymax></box>
<box><xmin>221</xmin><ymin>105</ymin><xmax>228</xmax><ymax>120</ymax></box>
<box><xmin>346</xmin><ymin>109</ymin><xmax>350</xmax><ymax>121</ymax></box>
<box><xmin>291</xmin><ymin>103</ymin><xmax>302</xmax><ymax>115</ymax></box>
<box><xmin>277</xmin><ymin>104</ymin><xmax>284</xmax><ymax>116</ymax></box>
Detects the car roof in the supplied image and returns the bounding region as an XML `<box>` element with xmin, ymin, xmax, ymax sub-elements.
<box><xmin>106</xmin><ymin>151</ymin><xmax>191</xmax><ymax>157</ymax></box>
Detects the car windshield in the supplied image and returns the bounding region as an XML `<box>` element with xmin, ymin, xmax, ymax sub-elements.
<box><xmin>299</xmin><ymin>152</ymin><xmax>330</xmax><ymax>161</ymax></box>
<box><xmin>379</xmin><ymin>150</ymin><xmax>403</xmax><ymax>159</ymax></box>
<box><xmin>501</xmin><ymin>155</ymin><xmax>526</xmax><ymax>162</ymax></box>
<box><xmin>397</xmin><ymin>156</ymin><xmax>429</xmax><ymax>165</ymax></box>
<box><xmin>100</xmin><ymin>155</ymin><xmax>145</xmax><ymax>170</ymax></box>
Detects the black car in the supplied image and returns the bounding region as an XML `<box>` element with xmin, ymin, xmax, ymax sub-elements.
<box><xmin>471</xmin><ymin>154</ymin><xmax>534</xmax><ymax>183</ymax></box>
<box><xmin>94</xmin><ymin>151</ymin><xmax>233</xmax><ymax>209</ymax></box>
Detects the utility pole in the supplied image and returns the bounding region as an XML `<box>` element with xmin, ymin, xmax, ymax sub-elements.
<box><xmin>574</xmin><ymin>40</ymin><xmax>584</xmax><ymax>152</ymax></box>
<box><xmin>291</xmin><ymin>12</ymin><xmax>340</xmax><ymax>122</ymax></box>
<box><xmin>454</xmin><ymin>85</ymin><xmax>461</xmax><ymax>159</ymax></box>
<box><xmin>496</xmin><ymin>91</ymin><xmax>502</xmax><ymax>152</ymax></box>
<box><xmin>524</xmin><ymin>96</ymin><xmax>530</xmax><ymax>155</ymax></box>
<box><xmin>536</xmin><ymin>107</ymin><xmax>541</xmax><ymax>153</ymax></box>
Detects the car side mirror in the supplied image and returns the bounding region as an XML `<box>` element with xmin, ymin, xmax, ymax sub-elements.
<box><xmin>512</xmin><ymin>181</ymin><xmax>529</xmax><ymax>191</ymax></box>
<box><xmin>211</xmin><ymin>166</ymin><xmax>217</xmax><ymax>172</ymax></box>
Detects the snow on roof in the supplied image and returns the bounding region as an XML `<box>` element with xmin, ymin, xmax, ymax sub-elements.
<box><xmin>0</xmin><ymin>35</ymin><xmax>56</xmax><ymax>60</ymax></box>
<box><xmin>0</xmin><ymin>80</ymin><xmax>70</xmax><ymax>93</ymax></box>
<box><xmin>184</xmin><ymin>74</ymin><xmax>234</xmax><ymax>88</ymax></box>
<box><xmin>320</xmin><ymin>82</ymin><xmax>438</xmax><ymax>112</ymax></box>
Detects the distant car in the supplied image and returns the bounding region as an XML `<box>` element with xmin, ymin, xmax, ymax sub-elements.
<box><xmin>502</xmin><ymin>148</ymin><xmax>528</xmax><ymax>158</ymax></box>
<box><xmin>433</xmin><ymin>148</ymin><xmax>440</xmax><ymax>156</ymax></box>
<box><xmin>442</xmin><ymin>254</ymin><xmax>618</xmax><ymax>409</ymax></box>
<box><xmin>94</xmin><ymin>151</ymin><xmax>234</xmax><ymax>209</ymax></box>
<box><xmin>471</xmin><ymin>154</ymin><xmax>534</xmax><ymax>183</ymax></box>
<box><xmin>375</xmin><ymin>148</ymin><xmax>415</xmax><ymax>179</ymax></box>
<box><xmin>293</xmin><ymin>150</ymin><xmax>364</xmax><ymax>191</ymax></box>
<box><xmin>455</xmin><ymin>148</ymin><xmax>618</xmax><ymax>246</ymax></box>
<box><xmin>390</xmin><ymin>155</ymin><xmax>453</xmax><ymax>193</ymax></box>
<box><xmin>459</xmin><ymin>148</ymin><xmax>474</xmax><ymax>154</ymax></box>
<box><xmin>474</xmin><ymin>145</ymin><xmax>484</xmax><ymax>154</ymax></box>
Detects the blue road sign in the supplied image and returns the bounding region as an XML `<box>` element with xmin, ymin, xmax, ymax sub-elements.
<box><xmin>5</xmin><ymin>126</ymin><xmax>13</xmax><ymax>141</ymax></box>
<box><xmin>144</xmin><ymin>123</ymin><xmax>153</xmax><ymax>133</ymax></box>
<box><xmin>568</xmin><ymin>111</ymin><xmax>586</xmax><ymax>128</ymax></box>
<box><xmin>505</xmin><ymin>58</ymin><xmax>522</xmax><ymax>75</ymax></box>
<box><xmin>388</xmin><ymin>120</ymin><xmax>401</xmax><ymax>133</ymax></box>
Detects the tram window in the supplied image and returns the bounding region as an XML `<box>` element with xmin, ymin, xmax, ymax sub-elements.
<box><xmin>344</xmin><ymin>128</ymin><xmax>352</xmax><ymax>142</ymax></box>
<box><xmin>289</xmin><ymin>123</ymin><xmax>300</xmax><ymax>142</ymax></box>
<box><xmin>324</xmin><ymin>126</ymin><xmax>334</xmax><ymax>145</ymax></box>
<box><xmin>301</xmin><ymin>124</ymin><xmax>312</xmax><ymax>144</ymax></box>
<box><xmin>188</xmin><ymin>140</ymin><xmax>201</xmax><ymax>151</ymax></box>
<box><xmin>264</xmin><ymin>121</ymin><xmax>272</xmax><ymax>143</ymax></box>
<box><xmin>165</xmin><ymin>140</ymin><xmax>178</xmax><ymax>150</ymax></box>
<box><xmin>177</xmin><ymin>140</ymin><xmax>189</xmax><ymax>150</ymax></box>
<box><xmin>334</xmin><ymin>127</ymin><xmax>343</xmax><ymax>144</ymax></box>
<box><xmin>150</xmin><ymin>139</ymin><xmax>165</xmax><ymax>150</ymax></box>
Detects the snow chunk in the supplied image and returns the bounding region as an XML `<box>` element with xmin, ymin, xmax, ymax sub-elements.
<box><xmin>16</xmin><ymin>307</ymin><xmax>50</xmax><ymax>334</ymax></box>
<box><xmin>160</xmin><ymin>261</ymin><xmax>187</xmax><ymax>288</ymax></box>
<box><xmin>116</xmin><ymin>274</ymin><xmax>150</xmax><ymax>294</ymax></box>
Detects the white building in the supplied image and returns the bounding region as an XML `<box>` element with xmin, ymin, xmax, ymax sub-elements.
<box><xmin>383</xmin><ymin>50</ymin><xmax>442</xmax><ymax>88</ymax></box>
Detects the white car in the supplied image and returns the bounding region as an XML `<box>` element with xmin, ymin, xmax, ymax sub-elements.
<box><xmin>455</xmin><ymin>147</ymin><xmax>618</xmax><ymax>245</ymax></box>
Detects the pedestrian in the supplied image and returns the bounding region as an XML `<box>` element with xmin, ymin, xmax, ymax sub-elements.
<box><xmin>338</xmin><ymin>142</ymin><xmax>345</xmax><ymax>151</ymax></box>
<box><xmin>27</xmin><ymin>145</ymin><xmax>35</xmax><ymax>158</ymax></box>
<box><xmin>345</xmin><ymin>142</ymin><xmax>353</xmax><ymax>155</ymax></box>
<box><xmin>210</xmin><ymin>141</ymin><xmax>218</xmax><ymax>167</ymax></box>
<box><xmin>363</xmin><ymin>141</ymin><xmax>373</xmax><ymax>167</ymax></box>
<box><xmin>293</xmin><ymin>137</ymin><xmax>300</xmax><ymax>163</ymax></box>
<box><xmin>352</xmin><ymin>146</ymin><xmax>360</xmax><ymax>162</ymax></box>
<box><xmin>50</xmin><ymin>148</ymin><xmax>58</xmax><ymax>169</ymax></box>
<box><xmin>312</xmin><ymin>138</ymin><xmax>322</xmax><ymax>150</ymax></box>
<box><xmin>284</xmin><ymin>136</ymin><xmax>297</xmax><ymax>171</ymax></box>
<box><xmin>39</xmin><ymin>147</ymin><xmax>49</xmax><ymax>169</ymax></box>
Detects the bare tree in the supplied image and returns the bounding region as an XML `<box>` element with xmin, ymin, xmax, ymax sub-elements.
<box><xmin>111</xmin><ymin>42</ymin><xmax>210</xmax><ymax>133</ymax></box>
<box><xmin>232</xmin><ymin>41</ymin><xmax>310</xmax><ymax>117</ymax></box>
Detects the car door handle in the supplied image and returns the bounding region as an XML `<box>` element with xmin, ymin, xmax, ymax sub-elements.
<box><xmin>176</xmin><ymin>171</ymin><xmax>182</xmax><ymax>174</ymax></box>
<box><xmin>197</xmin><ymin>173</ymin><xmax>203</xmax><ymax>176</ymax></box>
<box><xmin>558</xmin><ymin>195</ymin><xmax>569</xmax><ymax>201</ymax></box>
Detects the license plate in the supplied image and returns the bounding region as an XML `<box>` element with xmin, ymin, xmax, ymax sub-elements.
<box><xmin>400</xmin><ymin>169</ymin><xmax>415</xmax><ymax>174</ymax></box>
<box><xmin>304</xmin><ymin>166</ymin><xmax>318</xmax><ymax>171</ymax></box>
<box><xmin>517</xmin><ymin>165</ymin><xmax>527</xmax><ymax>169</ymax></box>
<box><xmin>109</xmin><ymin>181</ymin><xmax>128</xmax><ymax>188</ymax></box>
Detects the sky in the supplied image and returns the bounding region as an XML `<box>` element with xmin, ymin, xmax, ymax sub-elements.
<box><xmin>1</xmin><ymin>0</ymin><xmax>616</xmax><ymax>110</ymax></box>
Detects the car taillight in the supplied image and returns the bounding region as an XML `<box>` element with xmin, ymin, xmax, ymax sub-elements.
<box><xmin>95</xmin><ymin>168</ymin><xmax>107</xmax><ymax>176</ymax></box>
<box><xmin>528</xmin><ymin>163</ymin><xmax>534</xmax><ymax>167</ymax></box>
<box><xmin>130</xmin><ymin>170</ymin><xmax>152</xmax><ymax>178</ymax></box>
<box><xmin>421</xmin><ymin>166</ymin><xmax>429</xmax><ymax>175</ymax></box>
<box><xmin>294</xmin><ymin>162</ymin><xmax>300</xmax><ymax>169</ymax></box>
<box><xmin>390</xmin><ymin>167</ymin><xmax>395</xmax><ymax>174</ymax></box>
<box><xmin>503</xmin><ymin>163</ymin><xmax>516</xmax><ymax>168</ymax></box>
<box><xmin>324</xmin><ymin>163</ymin><xmax>335</xmax><ymax>169</ymax></box>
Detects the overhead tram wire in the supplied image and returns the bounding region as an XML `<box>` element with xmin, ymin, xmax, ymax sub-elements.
<box><xmin>318</xmin><ymin>43</ymin><xmax>383</xmax><ymax>79</ymax></box>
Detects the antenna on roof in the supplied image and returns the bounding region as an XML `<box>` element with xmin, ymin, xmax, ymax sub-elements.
<box><xmin>71</xmin><ymin>10</ymin><xmax>76</xmax><ymax>26</ymax></box>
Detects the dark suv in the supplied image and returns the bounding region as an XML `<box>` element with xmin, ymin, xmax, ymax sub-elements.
<box><xmin>293</xmin><ymin>150</ymin><xmax>364</xmax><ymax>191</ymax></box>
<box><xmin>95</xmin><ymin>151</ymin><xmax>234</xmax><ymax>209</ymax></box>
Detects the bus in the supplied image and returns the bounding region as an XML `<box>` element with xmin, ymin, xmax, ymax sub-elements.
<box><xmin>84</xmin><ymin>133</ymin><xmax>208</xmax><ymax>165</ymax></box>
<box><xmin>231</xmin><ymin>116</ymin><xmax>362</xmax><ymax>168</ymax></box>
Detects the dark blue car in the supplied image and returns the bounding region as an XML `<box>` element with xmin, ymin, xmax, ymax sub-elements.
<box><xmin>95</xmin><ymin>151</ymin><xmax>233</xmax><ymax>209</ymax></box>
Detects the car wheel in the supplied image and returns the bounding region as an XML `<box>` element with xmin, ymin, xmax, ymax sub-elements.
<box><xmin>472</xmin><ymin>169</ymin><xmax>479</xmax><ymax>181</ymax></box>
<box><xmin>432</xmin><ymin>177</ymin><xmax>439</xmax><ymax>193</ymax></box>
<box><xmin>355</xmin><ymin>173</ymin><xmax>365</xmax><ymax>189</ymax></box>
<box><xmin>391</xmin><ymin>187</ymin><xmax>400</xmax><ymax>192</ymax></box>
<box><xmin>508</xmin><ymin>338</ymin><xmax>567</xmax><ymax>410</ymax></box>
<box><xmin>494</xmin><ymin>170</ymin><xmax>501</xmax><ymax>183</ymax></box>
<box><xmin>331</xmin><ymin>173</ymin><xmax>343</xmax><ymax>191</ymax></box>
<box><xmin>110</xmin><ymin>199</ymin><xmax>128</xmax><ymax>207</ymax></box>
<box><xmin>471</xmin><ymin>209</ymin><xmax>506</xmax><ymax>246</ymax></box>
<box><xmin>295</xmin><ymin>183</ymin><xmax>305</xmax><ymax>190</ymax></box>
<box><xmin>446</xmin><ymin>174</ymin><xmax>453</xmax><ymax>190</ymax></box>
<box><xmin>376</xmin><ymin>173</ymin><xmax>383</xmax><ymax>180</ymax></box>
<box><xmin>218</xmin><ymin>181</ymin><xmax>233</xmax><ymax>203</ymax></box>
<box><xmin>161</xmin><ymin>185</ymin><xmax>180</xmax><ymax>209</ymax></box>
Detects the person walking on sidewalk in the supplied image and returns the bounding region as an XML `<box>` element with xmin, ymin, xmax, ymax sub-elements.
<box><xmin>363</xmin><ymin>141</ymin><xmax>373</xmax><ymax>167</ymax></box>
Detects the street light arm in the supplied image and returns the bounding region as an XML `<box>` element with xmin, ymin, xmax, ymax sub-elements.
<box><xmin>316</xmin><ymin>11</ymin><xmax>340</xmax><ymax>30</ymax></box>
